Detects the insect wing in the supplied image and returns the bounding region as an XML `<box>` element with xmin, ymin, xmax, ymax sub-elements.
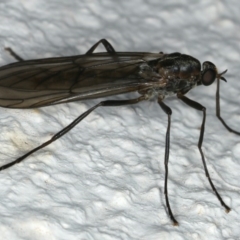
<box><xmin>0</xmin><ymin>52</ymin><xmax>163</xmax><ymax>108</ymax></box>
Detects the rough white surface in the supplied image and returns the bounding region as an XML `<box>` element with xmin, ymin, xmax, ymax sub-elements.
<box><xmin>0</xmin><ymin>1</ymin><xmax>240</xmax><ymax>239</ymax></box>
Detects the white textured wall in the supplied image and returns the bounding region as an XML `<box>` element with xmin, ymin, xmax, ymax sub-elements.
<box><xmin>0</xmin><ymin>1</ymin><xmax>240</xmax><ymax>239</ymax></box>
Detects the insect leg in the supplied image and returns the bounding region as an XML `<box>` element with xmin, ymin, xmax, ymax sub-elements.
<box><xmin>158</xmin><ymin>100</ymin><xmax>178</xmax><ymax>226</ymax></box>
<box><xmin>0</xmin><ymin>96</ymin><xmax>145</xmax><ymax>171</ymax></box>
<box><xmin>4</xmin><ymin>47</ymin><xmax>24</xmax><ymax>61</ymax></box>
<box><xmin>216</xmin><ymin>78</ymin><xmax>240</xmax><ymax>135</ymax></box>
<box><xmin>177</xmin><ymin>94</ymin><xmax>231</xmax><ymax>213</ymax></box>
<box><xmin>85</xmin><ymin>39</ymin><xmax>116</xmax><ymax>55</ymax></box>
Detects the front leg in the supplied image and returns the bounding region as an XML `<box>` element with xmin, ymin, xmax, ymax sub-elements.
<box><xmin>216</xmin><ymin>78</ymin><xmax>240</xmax><ymax>135</ymax></box>
<box><xmin>177</xmin><ymin>93</ymin><xmax>231</xmax><ymax>213</ymax></box>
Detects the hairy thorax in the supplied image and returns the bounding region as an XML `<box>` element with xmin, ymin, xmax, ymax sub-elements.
<box><xmin>138</xmin><ymin>52</ymin><xmax>201</xmax><ymax>100</ymax></box>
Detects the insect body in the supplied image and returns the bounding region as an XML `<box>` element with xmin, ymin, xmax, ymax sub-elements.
<box><xmin>0</xmin><ymin>39</ymin><xmax>238</xmax><ymax>225</ymax></box>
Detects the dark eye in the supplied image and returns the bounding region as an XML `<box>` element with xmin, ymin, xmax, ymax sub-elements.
<box><xmin>202</xmin><ymin>69</ymin><xmax>216</xmax><ymax>86</ymax></box>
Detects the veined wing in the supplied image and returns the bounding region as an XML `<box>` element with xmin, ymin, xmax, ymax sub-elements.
<box><xmin>0</xmin><ymin>52</ymin><xmax>163</xmax><ymax>108</ymax></box>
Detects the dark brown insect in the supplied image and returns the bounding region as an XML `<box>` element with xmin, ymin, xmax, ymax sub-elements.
<box><xmin>0</xmin><ymin>39</ymin><xmax>239</xmax><ymax>225</ymax></box>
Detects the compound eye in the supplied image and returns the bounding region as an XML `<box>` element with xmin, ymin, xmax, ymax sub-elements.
<box><xmin>202</xmin><ymin>68</ymin><xmax>216</xmax><ymax>86</ymax></box>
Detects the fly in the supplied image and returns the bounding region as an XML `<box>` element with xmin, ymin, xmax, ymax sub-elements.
<box><xmin>0</xmin><ymin>39</ymin><xmax>239</xmax><ymax>226</ymax></box>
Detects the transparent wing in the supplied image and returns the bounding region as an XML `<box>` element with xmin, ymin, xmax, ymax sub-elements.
<box><xmin>0</xmin><ymin>52</ymin><xmax>163</xmax><ymax>108</ymax></box>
